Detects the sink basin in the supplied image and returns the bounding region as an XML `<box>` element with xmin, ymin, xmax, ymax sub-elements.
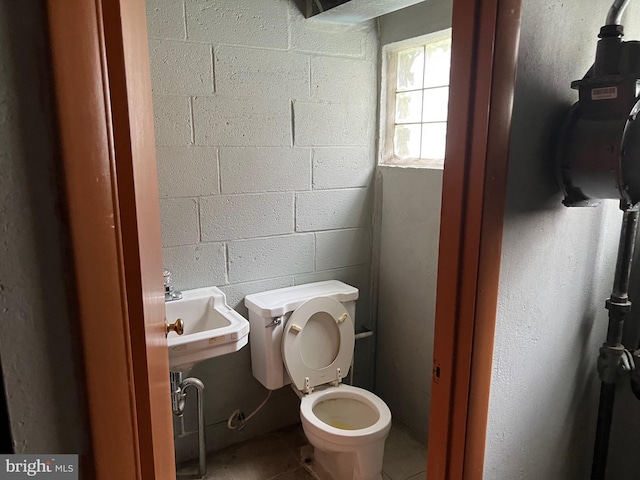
<box><xmin>165</xmin><ymin>286</ymin><xmax>250</xmax><ymax>372</ymax></box>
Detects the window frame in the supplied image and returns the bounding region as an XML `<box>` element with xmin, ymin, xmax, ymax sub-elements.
<box><xmin>380</xmin><ymin>28</ymin><xmax>453</xmax><ymax>169</ymax></box>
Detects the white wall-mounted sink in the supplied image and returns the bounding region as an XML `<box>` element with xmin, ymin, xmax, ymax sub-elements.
<box><xmin>165</xmin><ymin>286</ymin><xmax>250</xmax><ymax>372</ymax></box>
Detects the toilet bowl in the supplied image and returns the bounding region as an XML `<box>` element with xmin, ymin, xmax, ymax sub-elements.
<box><xmin>300</xmin><ymin>384</ymin><xmax>391</xmax><ymax>480</ymax></box>
<box><xmin>244</xmin><ymin>281</ymin><xmax>392</xmax><ymax>480</ymax></box>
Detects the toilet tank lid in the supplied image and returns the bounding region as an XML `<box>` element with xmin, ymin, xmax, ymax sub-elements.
<box><xmin>244</xmin><ymin>280</ymin><xmax>359</xmax><ymax>317</ymax></box>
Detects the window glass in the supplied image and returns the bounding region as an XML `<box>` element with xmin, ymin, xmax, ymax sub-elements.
<box><xmin>382</xmin><ymin>30</ymin><xmax>452</xmax><ymax>168</ymax></box>
<box><xmin>396</xmin><ymin>91</ymin><xmax>423</xmax><ymax>124</ymax></box>
<box><xmin>421</xmin><ymin>123</ymin><xmax>447</xmax><ymax>160</ymax></box>
<box><xmin>424</xmin><ymin>38</ymin><xmax>451</xmax><ymax>88</ymax></box>
<box><xmin>394</xmin><ymin>124</ymin><xmax>422</xmax><ymax>159</ymax></box>
<box><xmin>396</xmin><ymin>47</ymin><xmax>425</xmax><ymax>91</ymax></box>
<box><xmin>422</xmin><ymin>87</ymin><xmax>448</xmax><ymax>122</ymax></box>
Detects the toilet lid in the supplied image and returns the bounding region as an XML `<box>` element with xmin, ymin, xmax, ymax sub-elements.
<box><xmin>282</xmin><ymin>297</ymin><xmax>355</xmax><ymax>393</ymax></box>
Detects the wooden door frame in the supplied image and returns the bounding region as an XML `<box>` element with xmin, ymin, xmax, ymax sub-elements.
<box><xmin>427</xmin><ymin>0</ymin><xmax>522</xmax><ymax>478</ymax></box>
<box><xmin>46</xmin><ymin>0</ymin><xmax>522</xmax><ymax>478</ymax></box>
<box><xmin>47</xmin><ymin>0</ymin><xmax>175</xmax><ymax>478</ymax></box>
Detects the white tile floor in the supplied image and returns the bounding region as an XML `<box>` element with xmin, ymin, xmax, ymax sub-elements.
<box><xmin>177</xmin><ymin>421</ymin><xmax>426</xmax><ymax>480</ymax></box>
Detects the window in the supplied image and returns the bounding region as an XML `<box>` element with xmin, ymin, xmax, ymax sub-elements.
<box><xmin>381</xmin><ymin>30</ymin><xmax>452</xmax><ymax>168</ymax></box>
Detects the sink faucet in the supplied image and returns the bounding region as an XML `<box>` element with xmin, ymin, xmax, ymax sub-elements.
<box><xmin>163</xmin><ymin>269</ymin><xmax>182</xmax><ymax>302</ymax></box>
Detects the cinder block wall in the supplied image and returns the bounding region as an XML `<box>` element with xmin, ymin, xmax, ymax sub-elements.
<box><xmin>146</xmin><ymin>0</ymin><xmax>378</xmax><ymax>459</ymax></box>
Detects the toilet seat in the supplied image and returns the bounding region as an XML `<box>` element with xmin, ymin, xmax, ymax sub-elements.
<box><xmin>282</xmin><ymin>297</ymin><xmax>355</xmax><ymax>393</ymax></box>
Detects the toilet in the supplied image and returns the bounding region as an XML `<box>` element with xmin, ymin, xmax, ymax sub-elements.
<box><xmin>244</xmin><ymin>281</ymin><xmax>391</xmax><ymax>480</ymax></box>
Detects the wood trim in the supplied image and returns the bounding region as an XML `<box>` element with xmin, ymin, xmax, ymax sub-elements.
<box><xmin>47</xmin><ymin>1</ymin><xmax>141</xmax><ymax>478</ymax></box>
<box><xmin>100</xmin><ymin>1</ymin><xmax>176</xmax><ymax>478</ymax></box>
<box><xmin>463</xmin><ymin>1</ymin><xmax>522</xmax><ymax>477</ymax></box>
<box><xmin>449</xmin><ymin>0</ymin><xmax>499</xmax><ymax>476</ymax></box>
<box><xmin>47</xmin><ymin>0</ymin><xmax>175</xmax><ymax>478</ymax></box>
<box><xmin>427</xmin><ymin>0</ymin><xmax>522</xmax><ymax>478</ymax></box>
<box><xmin>427</xmin><ymin>0</ymin><xmax>482</xmax><ymax>476</ymax></box>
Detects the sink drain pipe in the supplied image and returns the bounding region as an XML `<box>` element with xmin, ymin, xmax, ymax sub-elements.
<box><xmin>170</xmin><ymin>371</ymin><xmax>206</xmax><ymax>478</ymax></box>
<box><xmin>592</xmin><ymin>209</ymin><xmax>638</xmax><ymax>480</ymax></box>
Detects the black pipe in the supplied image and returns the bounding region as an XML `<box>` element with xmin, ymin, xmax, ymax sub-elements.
<box><xmin>610</xmin><ymin>210</ymin><xmax>638</xmax><ymax>306</ymax></box>
<box><xmin>631</xmin><ymin>369</ymin><xmax>640</xmax><ymax>400</ymax></box>
<box><xmin>592</xmin><ymin>382</ymin><xmax>617</xmax><ymax>480</ymax></box>
<box><xmin>606</xmin><ymin>210</ymin><xmax>639</xmax><ymax>346</ymax></box>
<box><xmin>591</xmin><ymin>209</ymin><xmax>639</xmax><ymax>480</ymax></box>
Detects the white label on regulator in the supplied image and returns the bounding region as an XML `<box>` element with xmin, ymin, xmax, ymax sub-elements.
<box><xmin>591</xmin><ymin>86</ymin><xmax>618</xmax><ymax>100</ymax></box>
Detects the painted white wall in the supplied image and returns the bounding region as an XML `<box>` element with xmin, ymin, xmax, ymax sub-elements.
<box><xmin>0</xmin><ymin>0</ymin><xmax>89</xmax><ymax>455</ymax></box>
<box><xmin>374</xmin><ymin>0</ymin><xmax>452</xmax><ymax>443</ymax></box>
<box><xmin>375</xmin><ymin>166</ymin><xmax>442</xmax><ymax>442</ymax></box>
<box><xmin>146</xmin><ymin>0</ymin><xmax>379</xmax><ymax>459</ymax></box>
<box><xmin>485</xmin><ymin>2</ymin><xmax>640</xmax><ymax>478</ymax></box>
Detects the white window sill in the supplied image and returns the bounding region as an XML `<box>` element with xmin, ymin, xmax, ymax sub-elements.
<box><xmin>379</xmin><ymin>158</ymin><xmax>444</xmax><ymax>170</ymax></box>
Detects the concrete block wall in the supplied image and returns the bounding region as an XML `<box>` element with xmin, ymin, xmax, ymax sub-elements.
<box><xmin>146</xmin><ymin>0</ymin><xmax>378</xmax><ymax>460</ymax></box>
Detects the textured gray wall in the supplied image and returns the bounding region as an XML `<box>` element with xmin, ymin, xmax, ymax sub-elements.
<box><xmin>375</xmin><ymin>167</ymin><xmax>443</xmax><ymax>443</ymax></box>
<box><xmin>485</xmin><ymin>1</ymin><xmax>640</xmax><ymax>478</ymax></box>
<box><xmin>0</xmin><ymin>0</ymin><xmax>88</xmax><ymax>456</ymax></box>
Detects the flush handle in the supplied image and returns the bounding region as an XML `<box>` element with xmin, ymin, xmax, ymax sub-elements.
<box><xmin>265</xmin><ymin>317</ymin><xmax>282</xmax><ymax>329</ymax></box>
<box><xmin>166</xmin><ymin>318</ymin><xmax>184</xmax><ymax>337</ymax></box>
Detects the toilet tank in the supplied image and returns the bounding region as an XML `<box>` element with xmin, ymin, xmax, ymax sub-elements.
<box><xmin>244</xmin><ymin>281</ymin><xmax>359</xmax><ymax>390</ymax></box>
